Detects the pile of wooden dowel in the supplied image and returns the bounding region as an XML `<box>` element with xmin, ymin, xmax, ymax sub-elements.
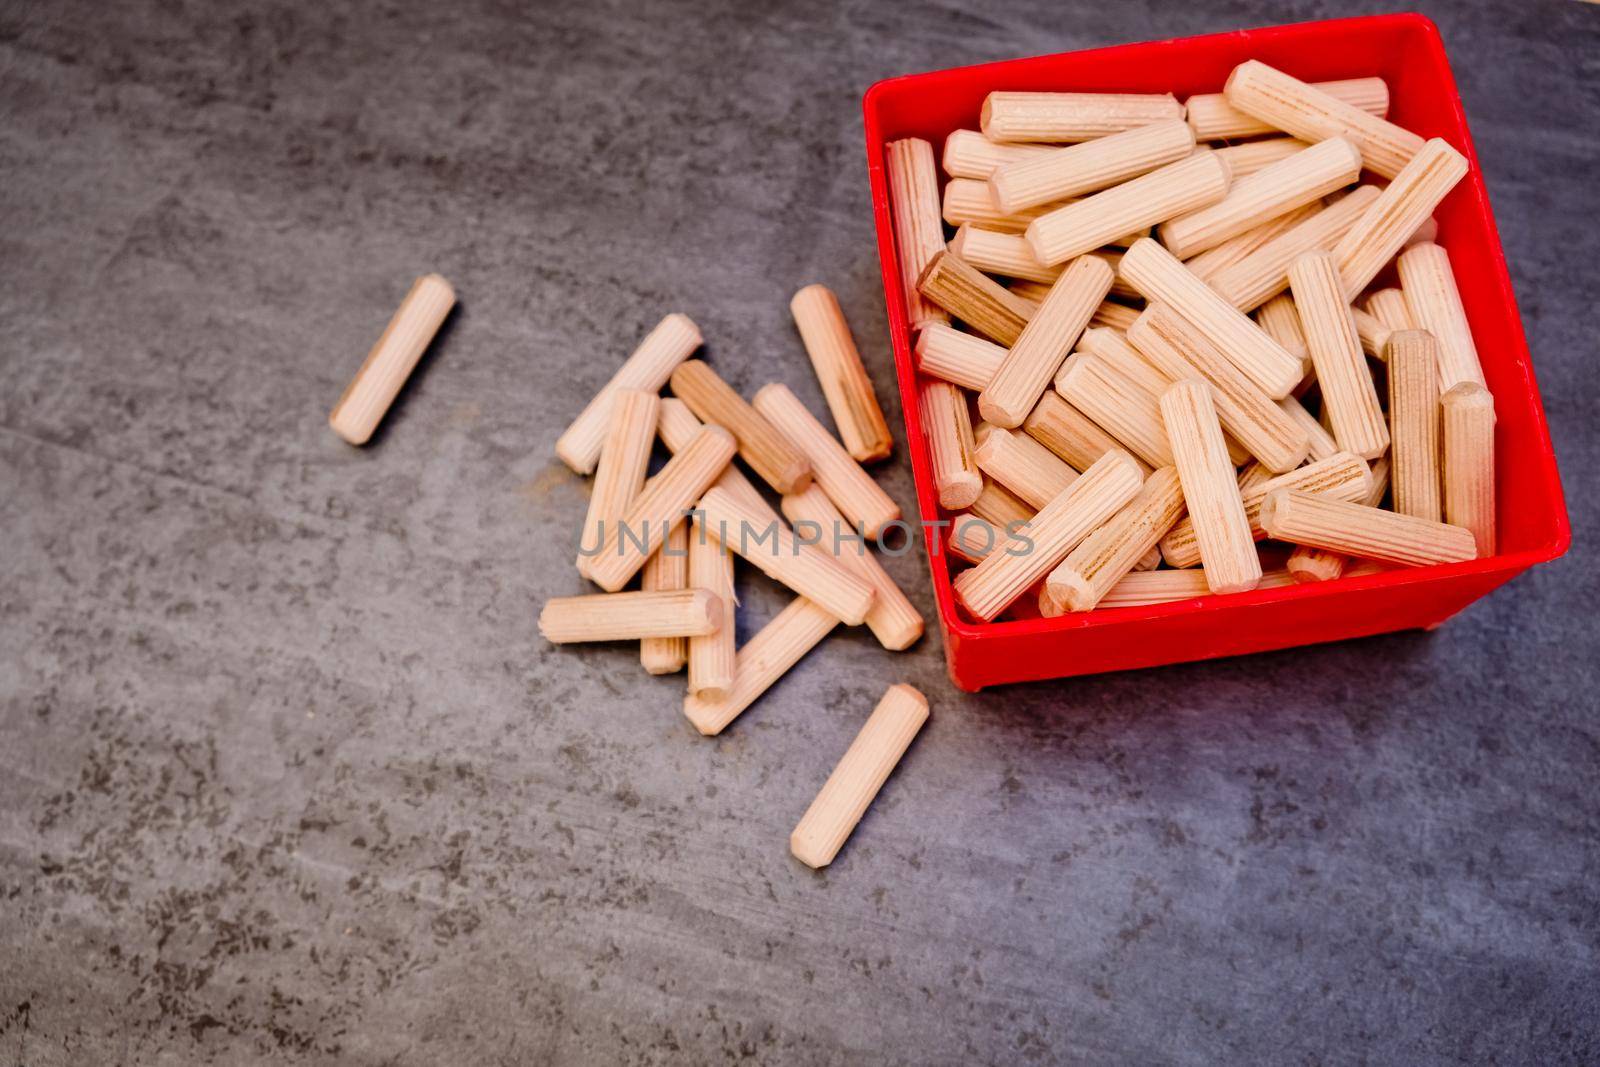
<box><xmin>894</xmin><ymin>59</ymin><xmax>1495</xmax><ymax>621</ymax></box>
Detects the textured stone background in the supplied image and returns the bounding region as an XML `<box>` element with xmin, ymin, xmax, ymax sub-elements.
<box><xmin>1</xmin><ymin>0</ymin><xmax>1596</xmax><ymax>1063</ymax></box>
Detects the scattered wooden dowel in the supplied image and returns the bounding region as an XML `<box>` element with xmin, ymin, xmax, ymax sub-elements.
<box><xmin>1211</xmin><ymin>137</ymin><xmax>1310</xmax><ymax>179</ymax></box>
<box><xmin>1042</xmin><ymin>466</ymin><xmax>1186</xmax><ymax>613</ymax></box>
<box><xmin>1208</xmin><ymin>184</ymin><xmax>1380</xmax><ymax>312</ymax></box>
<box><xmin>1183</xmin><ymin>201</ymin><xmax>1319</xmax><ymax>283</ymax></box>
<box><xmin>555</xmin><ymin>312</ymin><xmax>700</xmax><ymax>473</ymax></box>
<box><xmin>1025</xmin><ymin>152</ymin><xmax>1232</xmax><ymax>267</ymax></box>
<box><xmin>942</xmin><ymin>129</ymin><xmax>1051</xmax><ymax>180</ymax></box>
<box><xmin>1160</xmin><ymin>379</ymin><xmax>1261</xmax><ymax>594</ymax></box>
<box><xmin>687</xmin><ymin>518</ymin><xmax>736</xmax><ymax>698</ymax></box>
<box><xmin>791</xmin><ymin>683</ymin><xmax>929</xmax><ymax>869</ymax></box>
<box><xmin>1351</xmin><ymin>306</ymin><xmax>1392</xmax><ymax>361</ymax></box>
<box><xmin>1259</xmin><ymin>489</ymin><xmax>1477</xmax><ymax>565</ymax></box>
<box><xmin>914</xmin><ymin>322</ymin><xmax>1006</xmax><ymax>391</ymax></box>
<box><xmin>1024</xmin><ymin>389</ymin><xmax>1151</xmax><ymax>476</ymax></box>
<box><xmin>1289</xmin><ymin>251</ymin><xmax>1389</xmax><ymax>460</ymax></box>
<box><xmin>580</xmin><ymin>426</ymin><xmax>737</xmax><ymax>591</ymax></box>
<box><xmin>790</xmin><ymin>284</ymin><xmax>893</xmax><ymax>463</ymax></box>
<box><xmin>989</xmin><ymin>118</ymin><xmax>1196</xmax><ymax>212</ymax></box>
<box><xmin>782</xmin><ymin>486</ymin><xmax>923</xmax><ymax>651</ymax></box>
<box><xmin>539</xmin><ymin>589</ymin><xmax>722</xmax><ymax>644</ymax></box>
<box><xmin>683</xmin><ymin>596</ymin><xmax>839</xmax><ymax>736</ymax></box>
<box><xmin>1254</xmin><ymin>293</ymin><xmax>1308</xmax><ymax>369</ymax></box>
<box><xmin>1128</xmin><ymin>304</ymin><xmax>1309</xmax><ymax>472</ymax></box>
<box><xmin>953</xmin><ymin>450</ymin><xmax>1144</xmax><ymax>620</ymax></box>
<box><xmin>1056</xmin><ymin>352</ymin><xmax>1174</xmax><ymax>469</ymax></box>
<box><xmin>640</xmin><ymin>523</ymin><xmax>690</xmax><ymax>675</ymax></box>
<box><xmin>1223</xmin><ymin>60</ymin><xmax>1424</xmax><ymax>179</ymax></box>
<box><xmin>1332</xmin><ymin>138</ymin><xmax>1469</xmax><ymax>297</ymax></box>
<box><xmin>697</xmin><ymin>486</ymin><xmax>875</xmax><ymax>625</ymax></box>
<box><xmin>1089</xmin><ymin>300</ymin><xmax>1142</xmax><ymax>333</ymax></box>
<box><xmin>576</xmin><ymin>388</ymin><xmax>659</xmax><ymax>569</ymax></box>
<box><xmin>1119</xmin><ymin>238</ymin><xmax>1302</xmax><ymax>399</ymax></box>
<box><xmin>1278</xmin><ymin>393</ymin><xmax>1339</xmax><ymax>461</ymax></box>
<box><xmin>1187</xmin><ymin>76</ymin><xmax>1388</xmax><ymax>140</ymax></box>
<box><xmin>754</xmin><ymin>383</ymin><xmax>900</xmax><ymax>538</ymax></box>
<box><xmin>330</xmin><ymin>274</ymin><xmax>456</xmax><ymax>446</ymax></box>
<box><xmin>1158</xmin><ymin>137</ymin><xmax>1362</xmax><ymax>259</ymax></box>
<box><xmin>916</xmin><ymin>251</ymin><xmax>1035</xmax><ymax>346</ymax></box>
<box><xmin>1387</xmin><ymin>330</ymin><xmax>1443</xmax><ymax>521</ymax></box>
<box><xmin>670</xmin><ymin>360</ymin><xmax>812</xmax><ymax>495</ymax></box>
<box><xmin>1397</xmin><ymin>242</ymin><xmax>1487</xmax><ymax>391</ymax></box>
<box><xmin>656</xmin><ymin>398</ymin><xmax>777</xmax><ymax>522</ymax></box>
<box><xmin>1365</xmin><ymin>288</ymin><xmax>1415</xmax><ymax>333</ymax></box>
<box><xmin>920</xmin><ymin>379</ymin><xmax>982</xmax><ymax>510</ymax></box>
<box><xmin>1286</xmin><ymin>456</ymin><xmax>1390</xmax><ymax>582</ymax></box>
<box><xmin>1441</xmin><ymin>382</ymin><xmax>1496</xmax><ymax>558</ymax></box>
<box><xmin>975</xmin><ymin>426</ymin><xmax>1080</xmax><ymax>511</ymax></box>
<box><xmin>981</xmin><ymin>90</ymin><xmax>1185</xmax><ymax>143</ymax></box>
<box><xmin>979</xmin><ymin>254</ymin><xmax>1113</xmax><ymax>427</ymax></box>
<box><xmin>886</xmin><ymin>137</ymin><xmax>951</xmax><ymax>331</ymax></box>
<box><xmin>969</xmin><ymin>477</ymin><xmax>1034</xmax><ymax>530</ymax></box>
<box><xmin>949</xmin><ymin>224</ymin><xmax>1064</xmax><ymax>285</ymax></box>
<box><xmin>946</xmin><ymin>512</ymin><xmax>1005</xmax><ymax>564</ymax></box>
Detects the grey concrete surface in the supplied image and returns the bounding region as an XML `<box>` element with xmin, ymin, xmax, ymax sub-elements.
<box><xmin>1</xmin><ymin>0</ymin><xmax>1597</xmax><ymax>1063</ymax></box>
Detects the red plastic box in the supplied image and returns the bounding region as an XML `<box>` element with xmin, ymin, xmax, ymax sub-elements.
<box><xmin>862</xmin><ymin>13</ymin><xmax>1569</xmax><ymax>690</ymax></box>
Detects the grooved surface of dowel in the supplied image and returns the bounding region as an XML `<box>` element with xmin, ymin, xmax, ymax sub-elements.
<box><xmin>1209</xmin><ymin>184</ymin><xmax>1380</xmax><ymax>312</ymax></box>
<box><xmin>683</xmin><ymin>596</ymin><xmax>839</xmax><ymax>736</ymax></box>
<box><xmin>943</xmin><ymin>178</ymin><xmax>1066</xmax><ymax>233</ymax></box>
<box><xmin>1366</xmin><ymin>288</ymin><xmax>1417</xmax><ymax>332</ymax></box>
<box><xmin>1397</xmin><ymin>242</ymin><xmax>1486</xmax><ymax>391</ymax></box>
<box><xmin>949</xmin><ymin>224</ymin><xmax>1064</xmax><ymax>285</ymax></box>
<box><xmin>975</xmin><ymin>426</ymin><xmax>1079</xmax><ymax>511</ymax></box>
<box><xmin>886</xmin><ymin>137</ymin><xmax>949</xmax><ymax>330</ymax></box>
<box><xmin>981</xmin><ymin>91</ymin><xmax>1184</xmax><ymax>143</ymax></box>
<box><xmin>576</xmin><ymin>388</ymin><xmax>658</xmax><ymax>569</ymax></box>
<box><xmin>671</xmin><ymin>360</ymin><xmax>812</xmax><ymax>495</ymax></box>
<box><xmin>754</xmin><ymin>382</ymin><xmax>899</xmax><ymax>538</ymax></box>
<box><xmin>915</xmin><ymin>322</ymin><xmax>1006</xmax><ymax>391</ymax></box>
<box><xmin>1259</xmin><ymin>490</ymin><xmax>1477</xmax><ymax>565</ymax></box>
<box><xmin>942</xmin><ymin>128</ymin><xmax>1050</xmax><ymax>179</ymax></box>
<box><xmin>1045</xmin><ymin>465</ymin><xmax>1186</xmax><ymax>613</ymax></box>
<box><xmin>1332</xmin><ymin>139</ymin><xmax>1469</xmax><ymax>298</ymax></box>
<box><xmin>329</xmin><ymin>274</ymin><xmax>456</xmax><ymax>447</ymax></box>
<box><xmin>990</xmin><ymin>118</ymin><xmax>1196</xmax><ymax>213</ymax></box>
<box><xmin>656</xmin><ymin>398</ymin><xmax>778</xmax><ymax>522</ymax></box>
<box><xmin>555</xmin><ymin>312</ymin><xmax>700</xmax><ymax>473</ymax></box>
<box><xmin>917</xmin><ymin>251</ymin><xmax>1034</xmax><ymax>346</ymax></box>
<box><xmin>1024</xmin><ymin>389</ymin><xmax>1149</xmax><ymax>476</ymax></box>
<box><xmin>640</xmin><ymin>521</ymin><xmax>689</xmax><ymax>675</ymax></box>
<box><xmin>1254</xmin><ymin>294</ymin><xmax>1309</xmax><ymax>366</ymax></box>
<box><xmin>1286</xmin><ymin>454</ymin><xmax>1391</xmax><ymax>583</ymax></box>
<box><xmin>790</xmin><ymin>284</ymin><xmax>893</xmax><ymax>462</ymax></box>
<box><xmin>781</xmin><ymin>485</ymin><xmax>922</xmax><ymax>651</ymax></box>
<box><xmin>1057</xmin><ymin>352</ymin><xmax>1174</xmax><ymax>469</ymax></box>
<box><xmin>687</xmin><ymin>518</ymin><xmax>735</xmax><ymax>698</ymax></box>
<box><xmin>980</xmin><ymin>254</ymin><xmax>1112</xmax><ymax>427</ymax></box>
<box><xmin>539</xmin><ymin>589</ymin><xmax>721</xmax><ymax>643</ymax></box>
<box><xmin>1442</xmin><ymin>382</ymin><xmax>1497</xmax><ymax>558</ymax></box>
<box><xmin>1160</xmin><ymin>380</ymin><xmax>1260</xmax><ymax>594</ymax></box>
<box><xmin>1387</xmin><ymin>330</ymin><xmax>1443</xmax><ymax>521</ymax></box>
<box><xmin>970</xmin><ymin>478</ymin><xmax>1034</xmax><ymax>529</ymax></box>
<box><xmin>1289</xmin><ymin>252</ymin><xmax>1389</xmax><ymax>460</ymax></box>
<box><xmin>1184</xmin><ymin>201</ymin><xmax>1319</xmax><ymax>283</ymax></box>
<box><xmin>1187</xmin><ymin>77</ymin><xmax>1387</xmax><ymax>140</ymax></box>
<box><xmin>920</xmin><ymin>379</ymin><xmax>982</xmax><ymax>510</ymax></box>
<box><xmin>1212</xmin><ymin>136</ymin><xmax>1310</xmax><ymax>178</ymax></box>
<box><xmin>947</xmin><ymin>512</ymin><xmax>1005</xmax><ymax>564</ymax></box>
<box><xmin>791</xmin><ymin>683</ymin><xmax>929</xmax><ymax>868</ymax></box>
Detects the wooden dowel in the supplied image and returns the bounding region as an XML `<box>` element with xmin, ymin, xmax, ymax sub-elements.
<box><xmin>1006</xmin><ymin>280</ymin><xmax>1051</xmax><ymax>306</ymax></box>
<box><xmin>1288</xmin><ymin>251</ymin><xmax>1389</xmax><ymax>460</ymax></box>
<box><xmin>1128</xmin><ymin>304</ymin><xmax>1309</xmax><ymax>472</ymax></box>
<box><xmin>555</xmin><ymin>312</ymin><xmax>700</xmax><ymax>473</ymax></box>
<box><xmin>791</xmin><ymin>684</ymin><xmax>929</xmax><ymax>869</ymax></box>
<box><xmin>1119</xmin><ymin>237</ymin><xmax>1302</xmax><ymax>398</ymax></box>
<box><xmin>1025</xmin><ymin>152</ymin><xmax>1231</xmax><ymax>267</ymax></box>
<box><xmin>1089</xmin><ymin>300</ymin><xmax>1142</xmax><ymax>333</ymax></box>
<box><xmin>1158</xmin><ymin>137</ymin><xmax>1362</xmax><ymax>259</ymax></box>
<box><xmin>975</xmin><ymin>426</ymin><xmax>1080</xmax><ymax>510</ymax></box>
<box><xmin>790</xmin><ymin>284</ymin><xmax>893</xmax><ymax>463</ymax></box>
<box><xmin>1100</xmin><ymin>567</ymin><xmax>1213</xmax><ymax>607</ymax></box>
<box><xmin>656</xmin><ymin>398</ymin><xmax>777</xmax><ymax>522</ymax></box>
<box><xmin>687</xmin><ymin>518</ymin><xmax>736</xmax><ymax>698</ymax></box>
<box><xmin>697</xmin><ymin>486</ymin><xmax>875</xmax><ymax>625</ymax></box>
<box><xmin>1332</xmin><ymin>139</ymin><xmax>1469</xmax><ymax>297</ymax></box>
<box><xmin>580</xmin><ymin>426</ymin><xmax>736</xmax><ymax>591</ymax></box>
<box><xmin>953</xmin><ymin>450</ymin><xmax>1144</xmax><ymax>620</ymax></box>
<box><xmin>943</xmin><ymin>179</ymin><xmax>1073</xmax><ymax>235</ymax></box>
<box><xmin>946</xmin><ymin>512</ymin><xmax>1005</xmax><ymax>564</ymax></box>
<box><xmin>914</xmin><ymin>322</ymin><xmax>1006</xmax><ymax>391</ymax></box>
<box><xmin>753</xmin><ymin>383</ymin><xmax>900</xmax><ymax>538</ymax></box>
<box><xmin>1184</xmin><ymin>201</ymin><xmax>1319</xmax><ymax>283</ymax></box>
<box><xmin>1441</xmin><ymin>382</ymin><xmax>1496</xmax><ymax>558</ymax></box>
<box><xmin>576</xmin><ymin>388</ymin><xmax>659</xmax><ymax>569</ymax></box>
<box><xmin>1278</xmin><ymin>393</ymin><xmax>1339</xmax><ymax>461</ymax></box>
<box><xmin>989</xmin><ymin>118</ymin><xmax>1196</xmax><ymax>212</ymax></box>
<box><xmin>330</xmin><ymin>273</ymin><xmax>456</xmax><ymax>446</ymax></box>
<box><xmin>981</xmin><ymin>91</ymin><xmax>1185</xmax><ymax>143</ymax></box>
<box><xmin>942</xmin><ymin>129</ymin><xmax>1051</xmax><ymax>180</ymax></box>
<box><xmin>1159</xmin><ymin>380</ymin><xmax>1261</xmax><ymax>593</ymax></box>
<box><xmin>1223</xmin><ymin>60</ymin><xmax>1424</xmax><ymax>179</ymax></box>
<box><xmin>1208</xmin><ymin>184</ymin><xmax>1380</xmax><ymax>312</ymax></box>
<box><xmin>886</xmin><ymin>137</ymin><xmax>950</xmax><ymax>331</ymax></box>
<box><xmin>1091</xmin><ymin>249</ymin><xmax>1143</xmax><ymax>300</ymax></box>
<box><xmin>1286</xmin><ymin>455</ymin><xmax>1389</xmax><ymax>582</ymax></box>
<box><xmin>970</xmin><ymin>477</ymin><xmax>1034</xmax><ymax>530</ymax></box>
<box><xmin>1056</xmin><ymin>352</ymin><xmax>1174</xmax><ymax>469</ymax></box>
<box><xmin>1259</xmin><ymin>489</ymin><xmax>1477</xmax><ymax>565</ymax></box>
<box><xmin>1024</xmin><ymin>389</ymin><xmax>1151</xmax><ymax>476</ymax></box>
<box><xmin>1254</xmin><ymin>294</ymin><xmax>1308</xmax><ymax>369</ymax></box>
<box><xmin>1351</xmin><ymin>307</ymin><xmax>1392</xmax><ymax>361</ymax></box>
<box><xmin>684</xmin><ymin>596</ymin><xmax>838</xmax><ymax>736</ymax></box>
<box><xmin>1397</xmin><ymin>242</ymin><xmax>1486</xmax><ymax>391</ymax></box>
<box><xmin>539</xmin><ymin>589</ymin><xmax>721</xmax><ymax>643</ymax></box>
<box><xmin>1387</xmin><ymin>330</ymin><xmax>1443</xmax><ymax>521</ymax></box>
<box><xmin>640</xmin><ymin>523</ymin><xmax>690</xmax><ymax>675</ymax></box>
<box><xmin>1187</xmin><ymin>77</ymin><xmax>1387</xmax><ymax>141</ymax></box>
<box><xmin>979</xmin><ymin>254</ymin><xmax>1112</xmax><ymax>427</ymax></box>
<box><xmin>949</xmin><ymin>224</ymin><xmax>1064</xmax><ymax>285</ymax></box>
<box><xmin>916</xmin><ymin>251</ymin><xmax>1035</xmax><ymax>347</ymax></box>
<box><xmin>920</xmin><ymin>379</ymin><xmax>982</xmax><ymax>510</ymax></box>
<box><xmin>1364</xmin><ymin>288</ymin><xmax>1415</xmax><ymax>332</ymax></box>
<box><xmin>1042</xmin><ymin>466</ymin><xmax>1186</xmax><ymax>613</ymax></box>
<box><xmin>1212</xmin><ymin>137</ymin><xmax>1310</xmax><ymax>179</ymax></box>
<box><xmin>782</xmin><ymin>485</ymin><xmax>923</xmax><ymax>651</ymax></box>
<box><xmin>670</xmin><ymin>360</ymin><xmax>813</xmax><ymax>495</ymax></box>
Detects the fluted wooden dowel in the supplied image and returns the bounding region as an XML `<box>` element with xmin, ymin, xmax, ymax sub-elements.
<box><xmin>1352</xmin><ymin>307</ymin><xmax>1393</xmax><ymax>361</ymax></box>
<box><xmin>1288</xmin><ymin>252</ymin><xmax>1389</xmax><ymax>461</ymax></box>
<box><xmin>754</xmin><ymin>383</ymin><xmax>899</xmax><ymax>538</ymax></box>
<box><xmin>1187</xmin><ymin>76</ymin><xmax>1387</xmax><ymax>141</ymax></box>
<box><xmin>914</xmin><ymin>322</ymin><xmax>1006</xmax><ymax>391</ymax></box>
<box><xmin>1089</xmin><ymin>300</ymin><xmax>1141</xmax><ymax>333</ymax></box>
<box><xmin>576</xmin><ymin>388</ymin><xmax>659</xmax><ymax>569</ymax></box>
<box><xmin>989</xmin><ymin>118</ymin><xmax>1196</xmax><ymax>212</ymax></box>
<box><xmin>791</xmin><ymin>684</ymin><xmax>929</xmax><ymax>869</ymax></box>
<box><xmin>1259</xmin><ymin>490</ymin><xmax>1477</xmax><ymax>566</ymax></box>
<box><xmin>671</xmin><ymin>360</ymin><xmax>812</xmax><ymax>495</ymax></box>
<box><xmin>970</xmin><ymin>478</ymin><xmax>1034</xmax><ymax>529</ymax></box>
<box><xmin>1397</xmin><ymin>242</ymin><xmax>1486</xmax><ymax>391</ymax></box>
<box><xmin>555</xmin><ymin>312</ymin><xmax>700</xmax><ymax>473</ymax></box>
<box><xmin>684</xmin><ymin>596</ymin><xmax>839</xmax><ymax>736</ymax></box>
<box><xmin>1208</xmin><ymin>184</ymin><xmax>1380</xmax><ymax>312</ymax></box>
<box><xmin>1223</xmin><ymin>60</ymin><xmax>1423</xmax><ymax>179</ymax></box>
<box><xmin>540</xmin><ymin>589</ymin><xmax>722</xmax><ymax>643</ymax></box>
<box><xmin>1100</xmin><ymin>567</ymin><xmax>1212</xmax><ymax>607</ymax></box>
<box><xmin>1024</xmin><ymin>389</ymin><xmax>1150</xmax><ymax>476</ymax></box>
<box><xmin>1212</xmin><ymin>137</ymin><xmax>1308</xmax><ymax>179</ymax></box>
<box><xmin>886</xmin><ymin>138</ymin><xmax>950</xmax><ymax>331</ymax></box>
<box><xmin>790</xmin><ymin>284</ymin><xmax>893</xmax><ymax>462</ymax></box>
<box><xmin>979</xmin><ymin>254</ymin><xmax>1112</xmax><ymax>427</ymax></box>
<box><xmin>1442</xmin><ymin>382</ymin><xmax>1496</xmax><ymax>558</ymax></box>
<box><xmin>1365</xmin><ymin>288</ymin><xmax>1415</xmax><ymax>333</ymax></box>
<box><xmin>1286</xmin><ymin>456</ymin><xmax>1389</xmax><ymax>582</ymax></box>
<box><xmin>782</xmin><ymin>486</ymin><xmax>923</xmax><ymax>651</ymax></box>
<box><xmin>942</xmin><ymin>128</ymin><xmax>1050</xmax><ymax>180</ymax></box>
<box><xmin>1056</xmin><ymin>352</ymin><xmax>1174</xmax><ymax>469</ymax></box>
<box><xmin>917</xmin><ymin>251</ymin><xmax>1035</xmax><ymax>346</ymax></box>
<box><xmin>1160</xmin><ymin>380</ymin><xmax>1260</xmax><ymax>594</ymax></box>
<box><xmin>943</xmin><ymin>179</ymin><xmax>1072</xmax><ymax>235</ymax></box>
<box><xmin>981</xmin><ymin>90</ymin><xmax>1185</xmax><ymax>143</ymax></box>
<box><xmin>687</xmin><ymin>518</ymin><xmax>736</xmax><ymax>698</ymax></box>
<box><xmin>975</xmin><ymin>426</ymin><xmax>1079</xmax><ymax>511</ymax></box>
<box><xmin>1279</xmin><ymin>393</ymin><xmax>1339</xmax><ymax>461</ymax></box>
<box><xmin>1184</xmin><ymin>201</ymin><xmax>1318</xmax><ymax>283</ymax></box>
<box><xmin>946</xmin><ymin>512</ymin><xmax>1005</xmax><ymax>564</ymax></box>
<box><xmin>1387</xmin><ymin>330</ymin><xmax>1442</xmax><ymax>521</ymax></box>
<box><xmin>1332</xmin><ymin>139</ymin><xmax>1469</xmax><ymax>298</ymax></box>
<box><xmin>330</xmin><ymin>273</ymin><xmax>456</xmax><ymax>446</ymax></box>
<box><xmin>1042</xmin><ymin>465</ymin><xmax>1186</xmax><ymax>613</ymax></box>
<box><xmin>920</xmin><ymin>379</ymin><xmax>981</xmax><ymax>510</ymax></box>
<box><xmin>640</xmin><ymin>522</ymin><xmax>690</xmax><ymax>675</ymax></box>
<box><xmin>656</xmin><ymin>398</ymin><xmax>777</xmax><ymax>523</ymax></box>
<box><xmin>1254</xmin><ymin>294</ymin><xmax>1308</xmax><ymax>369</ymax></box>
<box><xmin>949</xmin><ymin>224</ymin><xmax>1064</xmax><ymax>285</ymax></box>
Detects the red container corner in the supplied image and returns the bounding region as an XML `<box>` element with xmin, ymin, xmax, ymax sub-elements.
<box><xmin>862</xmin><ymin>13</ymin><xmax>1569</xmax><ymax>691</ymax></box>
